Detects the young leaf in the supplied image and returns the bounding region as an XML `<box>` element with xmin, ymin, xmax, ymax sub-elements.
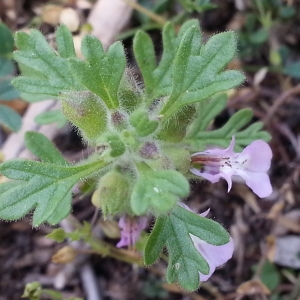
<box><xmin>186</xmin><ymin>93</ymin><xmax>228</xmax><ymax>137</ymax></box>
<box><xmin>0</xmin><ymin>159</ymin><xmax>108</xmax><ymax>226</ymax></box>
<box><xmin>12</xmin><ymin>28</ymin><xmax>78</xmax><ymax>96</ymax></box>
<box><xmin>0</xmin><ymin>23</ymin><xmax>14</xmax><ymax>56</ymax></box>
<box><xmin>46</xmin><ymin>228</ymin><xmax>67</xmax><ymax>242</ymax></box>
<box><xmin>160</xmin><ymin>28</ymin><xmax>245</xmax><ymax>118</ymax></box>
<box><xmin>34</xmin><ymin>110</ymin><xmax>67</xmax><ymax>128</ymax></box>
<box><xmin>0</xmin><ymin>104</ymin><xmax>22</xmax><ymax>131</ymax></box>
<box><xmin>131</xmin><ymin>170</ymin><xmax>189</xmax><ymax>215</ymax></box>
<box><xmin>186</xmin><ymin>108</ymin><xmax>271</xmax><ymax>151</ymax></box>
<box><xmin>61</xmin><ymin>91</ymin><xmax>107</xmax><ymax>142</ymax></box>
<box><xmin>55</xmin><ymin>25</ymin><xmax>76</xmax><ymax>58</ymax></box>
<box><xmin>68</xmin><ymin>36</ymin><xmax>126</xmax><ymax>109</ymax></box>
<box><xmin>0</xmin><ymin>57</ymin><xmax>20</xmax><ymax>100</ymax></box>
<box><xmin>24</xmin><ymin>131</ymin><xmax>68</xmax><ymax>165</ymax></box>
<box><xmin>133</xmin><ymin>20</ymin><xmax>199</xmax><ymax>101</ymax></box>
<box><xmin>129</xmin><ymin>109</ymin><xmax>158</xmax><ymax>137</ymax></box>
<box><xmin>145</xmin><ymin>205</ymin><xmax>230</xmax><ymax>291</ymax></box>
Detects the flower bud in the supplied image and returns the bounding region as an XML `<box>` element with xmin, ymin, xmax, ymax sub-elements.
<box><xmin>139</xmin><ymin>142</ymin><xmax>159</xmax><ymax>159</ymax></box>
<box><xmin>158</xmin><ymin>105</ymin><xmax>196</xmax><ymax>142</ymax></box>
<box><xmin>61</xmin><ymin>91</ymin><xmax>107</xmax><ymax>143</ymax></box>
<box><xmin>92</xmin><ymin>170</ymin><xmax>131</xmax><ymax>216</ymax></box>
<box><xmin>52</xmin><ymin>246</ymin><xmax>77</xmax><ymax>264</ymax></box>
<box><xmin>163</xmin><ymin>147</ymin><xmax>191</xmax><ymax>174</ymax></box>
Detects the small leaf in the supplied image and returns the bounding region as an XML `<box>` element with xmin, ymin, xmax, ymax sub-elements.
<box><xmin>103</xmin><ymin>133</ymin><xmax>126</xmax><ymax>157</ymax></box>
<box><xmin>129</xmin><ymin>109</ymin><xmax>158</xmax><ymax>137</ymax></box>
<box><xmin>157</xmin><ymin>104</ymin><xmax>196</xmax><ymax>142</ymax></box>
<box><xmin>0</xmin><ymin>104</ymin><xmax>22</xmax><ymax>131</ymax></box>
<box><xmin>134</xmin><ymin>20</ymin><xmax>199</xmax><ymax>102</ymax></box>
<box><xmin>0</xmin><ymin>57</ymin><xmax>20</xmax><ymax>100</ymax></box>
<box><xmin>133</xmin><ymin>31</ymin><xmax>156</xmax><ymax>94</ymax></box>
<box><xmin>68</xmin><ymin>37</ymin><xmax>126</xmax><ymax>109</ymax></box>
<box><xmin>258</xmin><ymin>260</ymin><xmax>280</xmax><ymax>291</ymax></box>
<box><xmin>186</xmin><ymin>93</ymin><xmax>227</xmax><ymax>137</ymax></box>
<box><xmin>24</xmin><ymin>131</ymin><xmax>67</xmax><ymax>165</ymax></box>
<box><xmin>144</xmin><ymin>205</ymin><xmax>230</xmax><ymax>291</ymax></box>
<box><xmin>131</xmin><ymin>170</ymin><xmax>189</xmax><ymax>215</ymax></box>
<box><xmin>55</xmin><ymin>25</ymin><xmax>76</xmax><ymax>58</ymax></box>
<box><xmin>0</xmin><ymin>23</ymin><xmax>14</xmax><ymax>55</ymax></box>
<box><xmin>46</xmin><ymin>228</ymin><xmax>67</xmax><ymax>242</ymax></box>
<box><xmin>0</xmin><ymin>158</ymin><xmax>108</xmax><ymax>226</ymax></box>
<box><xmin>283</xmin><ymin>61</ymin><xmax>300</xmax><ymax>79</ymax></box>
<box><xmin>34</xmin><ymin>110</ymin><xmax>67</xmax><ymax>127</ymax></box>
<box><xmin>12</xmin><ymin>28</ymin><xmax>78</xmax><ymax>96</ymax></box>
<box><xmin>186</xmin><ymin>107</ymin><xmax>271</xmax><ymax>151</ymax></box>
<box><xmin>160</xmin><ymin>29</ymin><xmax>245</xmax><ymax>118</ymax></box>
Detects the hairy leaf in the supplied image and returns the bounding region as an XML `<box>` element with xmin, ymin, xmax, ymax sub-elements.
<box><xmin>0</xmin><ymin>104</ymin><xmax>22</xmax><ymax>131</ymax></box>
<box><xmin>0</xmin><ymin>57</ymin><xmax>20</xmax><ymax>100</ymax></box>
<box><xmin>68</xmin><ymin>36</ymin><xmax>126</xmax><ymax>109</ymax></box>
<box><xmin>12</xmin><ymin>28</ymin><xmax>78</xmax><ymax>96</ymax></box>
<box><xmin>25</xmin><ymin>131</ymin><xmax>67</xmax><ymax>165</ymax></box>
<box><xmin>0</xmin><ymin>159</ymin><xmax>108</xmax><ymax>226</ymax></box>
<box><xmin>131</xmin><ymin>170</ymin><xmax>189</xmax><ymax>215</ymax></box>
<box><xmin>134</xmin><ymin>20</ymin><xmax>199</xmax><ymax>101</ymax></box>
<box><xmin>160</xmin><ymin>29</ymin><xmax>245</xmax><ymax>118</ymax></box>
<box><xmin>145</xmin><ymin>205</ymin><xmax>230</xmax><ymax>291</ymax></box>
<box><xmin>185</xmin><ymin>93</ymin><xmax>271</xmax><ymax>151</ymax></box>
<box><xmin>34</xmin><ymin>110</ymin><xmax>67</xmax><ymax>128</ymax></box>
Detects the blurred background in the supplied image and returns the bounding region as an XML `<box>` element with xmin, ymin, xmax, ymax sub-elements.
<box><xmin>0</xmin><ymin>0</ymin><xmax>300</xmax><ymax>299</ymax></box>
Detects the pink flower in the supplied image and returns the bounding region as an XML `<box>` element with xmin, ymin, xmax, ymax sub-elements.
<box><xmin>116</xmin><ymin>215</ymin><xmax>148</xmax><ymax>248</ymax></box>
<box><xmin>181</xmin><ymin>203</ymin><xmax>234</xmax><ymax>282</ymax></box>
<box><xmin>190</xmin><ymin>136</ymin><xmax>272</xmax><ymax>198</ymax></box>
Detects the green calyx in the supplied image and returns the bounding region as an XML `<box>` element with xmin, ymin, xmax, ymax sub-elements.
<box><xmin>61</xmin><ymin>91</ymin><xmax>107</xmax><ymax>143</ymax></box>
<box><xmin>92</xmin><ymin>170</ymin><xmax>131</xmax><ymax>216</ymax></box>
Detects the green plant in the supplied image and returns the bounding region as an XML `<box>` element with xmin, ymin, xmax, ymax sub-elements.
<box><xmin>0</xmin><ymin>20</ymin><xmax>271</xmax><ymax>291</ymax></box>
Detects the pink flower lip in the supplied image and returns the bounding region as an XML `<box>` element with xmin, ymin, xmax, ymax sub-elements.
<box><xmin>117</xmin><ymin>215</ymin><xmax>148</xmax><ymax>248</ymax></box>
<box><xmin>190</xmin><ymin>136</ymin><xmax>273</xmax><ymax>198</ymax></box>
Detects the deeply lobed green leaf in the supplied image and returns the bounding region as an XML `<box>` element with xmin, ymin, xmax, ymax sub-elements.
<box><xmin>12</xmin><ymin>29</ymin><xmax>78</xmax><ymax>96</ymax></box>
<box><xmin>0</xmin><ymin>159</ymin><xmax>108</xmax><ymax>226</ymax></box>
<box><xmin>144</xmin><ymin>205</ymin><xmax>230</xmax><ymax>291</ymax></box>
<box><xmin>186</xmin><ymin>97</ymin><xmax>271</xmax><ymax>151</ymax></box>
<box><xmin>131</xmin><ymin>170</ymin><xmax>190</xmax><ymax>215</ymax></box>
<box><xmin>68</xmin><ymin>36</ymin><xmax>126</xmax><ymax>109</ymax></box>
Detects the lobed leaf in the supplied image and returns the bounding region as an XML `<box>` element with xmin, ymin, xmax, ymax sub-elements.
<box><xmin>12</xmin><ymin>28</ymin><xmax>78</xmax><ymax>97</ymax></box>
<box><xmin>68</xmin><ymin>36</ymin><xmax>126</xmax><ymax>109</ymax></box>
<box><xmin>0</xmin><ymin>23</ymin><xmax>14</xmax><ymax>55</ymax></box>
<box><xmin>145</xmin><ymin>205</ymin><xmax>230</xmax><ymax>291</ymax></box>
<box><xmin>34</xmin><ymin>110</ymin><xmax>67</xmax><ymax>128</ymax></box>
<box><xmin>0</xmin><ymin>159</ymin><xmax>108</xmax><ymax>226</ymax></box>
<box><xmin>134</xmin><ymin>20</ymin><xmax>199</xmax><ymax>101</ymax></box>
<box><xmin>25</xmin><ymin>131</ymin><xmax>68</xmax><ymax>165</ymax></box>
<box><xmin>0</xmin><ymin>57</ymin><xmax>20</xmax><ymax>100</ymax></box>
<box><xmin>160</xmin><ymin>29</ymin><xmax>245</xmax><ymax>118</ymax></box>
<box><xmin>131</xmin><ymin>170</ymin><xmax>189</xmax><ymax>215</ymax></box>
<box><xmin>0</xmin><ymin>104</ymin><xmax>22</xmax><ymax>131</ymax></box>
<box><xmin>184</xmin><ymin>92</ymin><xmax>271</xmax><ymax>151</ymax></box>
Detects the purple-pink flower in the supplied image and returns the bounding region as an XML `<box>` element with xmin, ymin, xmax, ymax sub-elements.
<box><xmin>117</xmin><ymin>215</ymin><xmax>147</xmax><ymax>248</ymax></box>
<box><xmin>181</xmin><ymin>203</ymin><xmax>234</xmax><ymax>282</ymax></box>
<box><xmin>190</xmin><ymin>136</ymin><xmax>272</xmax><ymax>198</ymax></box>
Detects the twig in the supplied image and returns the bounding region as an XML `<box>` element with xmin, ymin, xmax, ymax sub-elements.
<box><xmin>264</xmin><ymin>84</ymin><xmax>300</xmax><ymax>125</ymax></box>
